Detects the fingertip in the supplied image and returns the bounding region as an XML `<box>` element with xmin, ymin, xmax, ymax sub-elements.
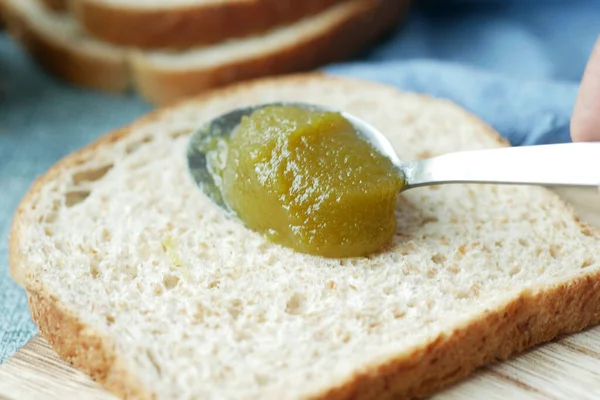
<box><xmin>571</xmin><ymin>36</ymin><xmax>600</xmax><ymax>142</ymax></box>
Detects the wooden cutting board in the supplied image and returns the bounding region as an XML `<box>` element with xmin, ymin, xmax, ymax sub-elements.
<box><xmin>1</xmin><ymin>186</ymin><xmax>600</xmax><ymax>400</ymax></box>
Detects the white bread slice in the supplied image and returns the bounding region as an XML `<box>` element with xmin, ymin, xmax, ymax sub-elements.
<box><xmin>69</xmin><ymin>0</ymin><xmax>352</xmax><ymax>50</ymax></box>
<box><xmin>10</xmin><ymin>73</ymin><xmax>600</xmax><ymax>400</ymax></box>
<box><xmin>3</xmin><ymin>0</ymin><xmax>404</xmax><ymax>105</ymax></box>
<box><xmin>39</xmin><ymin>0</ymin><xmax>66</xmax><ymax>11</ymax></box>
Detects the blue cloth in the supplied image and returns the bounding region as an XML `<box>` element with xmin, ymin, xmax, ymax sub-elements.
<box><xmin>1</xmin><ymin>0</ymin><xmax>599</xmax><ymax>363</ymax></box>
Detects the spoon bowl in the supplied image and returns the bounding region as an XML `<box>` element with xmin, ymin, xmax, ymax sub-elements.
<box><xmin>187</xmin><ymin>102</ymin><xmax>600</xmax><ymax>214</ymax></box>
<box><xmin>186</xmin><ymin>102</ymin><xmax>404</xmax><ymax>211</ymax></box>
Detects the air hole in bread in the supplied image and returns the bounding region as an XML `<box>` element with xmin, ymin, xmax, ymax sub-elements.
<box><xmin>146</xmin><ymin>349</ymin><xmax>162</xmax><ymax>376</ymax></box>
<box><xmin>581</xmin><ymin>225</ymin><xmax>594</xmax><ymax>237</ymax></box>
<box><xmin>423</xmin><ymin>216</ymin><xmax>439</xmax><ymax>224</ymax></box>
<box><xmin>170</xmin><ymin>129</ymin><xmax>190</xmax><ymax>139</ymax></box>
<box><xmin>285</xmin><ymin>293</ymin><xmax>305</xmax><ymax>315</ymax></box>
<box><xmin>581</xmin><ymin>259</ymin><xmax>594</xmax><ymax>269</ymax></box>
<box><xmin>72</xmin><ymin>164</ymin><xmax>113</xmax><ymax>185</ymax></box>
<box><xmin>124</xmin><ymin>265</ymin><xmax>138</xmax><ymax>280</ymax></box>
<box><xmin>163</xmin><ymin>274</ymin><xmax>179</xmax><ymax>290</ymax></box>
<box><xmin>518</xmin><ymin>238</ymin><xmax>528</xmax><ymax>247</ymax></box>
<box><xmin>228</xmin><ymin>300</ymin><xmax>242</xmax><ymax>320</ymax></box>
<box><xmin>431</xmin><ymin>254</ymin><xmax>445</xmax><ymax>265</ymax></box>
<box><xmin>396</xmin><ymin>245</ymin><xmax>410</xmax><ymax>256</ymax></box>
<box><xmin>40</xmin><ymin>199</ymin><xmax>61</xmax><ymax>224</ymax></box>
<box><xmin>549</xmin><ymin>244</ymin><xmax>561</xmax><ymax>259</ymax></box>
<box><xmin>105</xmin><ymin>315</ymin><xmax>115</xmax><ymax>326</ymax></box>
<box><xmin>554</xmin><ymin>221</ymin><xmax>567</xmax><ymax>230</ymax></box>
<box><xmin>100</xmin><ymin>227</ymin><xmax>111</xmax><ymax>241</ymax></box>
<box><xmin>65</xmin><ymin>190</ymin><xmax>91</xmax><ymax>207</ymax></box>
<box><xmin>208</xmin><ymin>280</ymin><xmax>220</xmax><ymax>289</ymax></box>
<box><xmin>426</xmin><ymin>299</ymin><xmax>435</xmax><ymax>310</ymax></box>
<box><xmin>42</xmin><ymin>212</ymin><xmax>57</xmax><ymax>226</ymax></box>
<box><xmin>454</xmin><ymin>290</ymin><xmax>469</xmax><ymax>299</ymax></box>
<box><xmin>254</xmin><ymin>374</ymin><xmax>270</xmax><ymax>386</ymax></box>
<box><xmin>193</xmin><ymin>304</ymin><xmax>204</xmax><ymax>324</ymax></box>
<box><xmin>90</xmin><ymin>264</ymin><xmax>100</xmax><ymax>279</ymax></box>
<box><xmin>509</xmin><ymin>267</ymin><xmax>521</xmax><ymax>277</ymax></box>
<box><xmin>447</xmin><ymin>263</ymin><xmax>460</xmax><ymax>275</ymax></box>
<box><xmin>125</xmin><ymin>136</ymin><xmax>153</xmax><ymax>154</ymax></box>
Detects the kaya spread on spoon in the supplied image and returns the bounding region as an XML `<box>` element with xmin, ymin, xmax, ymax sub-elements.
<box><xmin>207</xmin><ymin>105</ymin><xmax>405</xmax><ymax>258</ymax></box>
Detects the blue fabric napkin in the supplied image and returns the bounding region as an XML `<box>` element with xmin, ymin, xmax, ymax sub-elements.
<box><xmin>1</xmin><ymin>0</ymin><xmax>599</xmax><ymax>362</ymax></box>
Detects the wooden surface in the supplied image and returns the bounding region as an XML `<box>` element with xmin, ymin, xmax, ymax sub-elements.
<box><xmin>1</xmin><ymin>186</ymin><xmax>600</xmax><ymax>400</ymax></box>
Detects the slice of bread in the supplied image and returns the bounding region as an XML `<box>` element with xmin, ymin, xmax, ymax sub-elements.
<box><xmin>4</xmin><ymin>0</ymin><xmax>129</xmax><ymax>92</ymax></box>
<box><xmin>39</xmin><ymin>0</ymin><xmax>66</xmax><ymax>11</ymax></box>
<box><xmin>69</xmin><ymin>0</ymin><xmax>351</xmax><ymax>50</ymax></box>
<box><xmin>3</xmin><ymin>0</ymin><xmax>405</xmax><ymax>104</ymax></box>
<box><xmin>10</xmin><ymin>73</ymin><xmax>600</xmax><ymax>399</ymax></box>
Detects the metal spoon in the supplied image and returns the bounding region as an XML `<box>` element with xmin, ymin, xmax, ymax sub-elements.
<box><xmin>187</xmin><ymin>102</ymin><xmax>600</xmax><ymax>211</ymax></box>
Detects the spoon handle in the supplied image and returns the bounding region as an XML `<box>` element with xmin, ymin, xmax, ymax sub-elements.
<box><xmin>403</xmin><ymin>143</ymin><xmax>600</xmax><ymax>189</ymax></box>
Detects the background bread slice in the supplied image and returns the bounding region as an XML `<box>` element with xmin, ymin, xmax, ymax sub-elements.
<box><xmin>10</xmin><ymin>73</ymin><xmax>600</xmax><ymax>400</ymax></box>
<box><xmin>3</xmin><ymin>0</ymin><xmax>406</xmax><ymax>104</ymax></box>
<box><xmin>3</xmin><ymin>0</ymin><xmax>129</xmax><ymax>92</ymax></box>
<box><xmin>130</xmin><ymin>0</ymin><xmax>405</xmax><ymax>104</ymax></box>
<box><xmin>39</xmin><ymin>0</ymin><xmax>67</xmax><ymax>12</ymax></box>
<box><xmin>70</xmin><ymin>0</ymin><xmax>351</xmax><ymax>50</ymax></box>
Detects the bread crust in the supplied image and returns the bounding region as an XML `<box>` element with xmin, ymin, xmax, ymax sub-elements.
<box><xmin>3</xmin><ymin>0</ymin><xmax>130</xmax><ymax>92</ymax></box>
<box><xmin>9</xmin><ymin>74</ymin><xmax>600</xmax><ymax>399</ymax></box>
<box><xmin>26</xmin><ymin>290</ymin><xmax>153</xmax><ymax>400</ymax></box>
<box><xmin>25</xmin><ymin>270</ymin><xmax>600</xmax><ymax>399</ymax></box>
<box><xmin>134</xmin><ymin>0</ymin><xmax>408</xmax><ymax>105</ymax></box>
<box><xmin>73</xmin><ymin>0</ymin><xmax>351</xmax><ymax>50</ymax></box>
<box><xmin>321</xmin><ymin>275</ymin><xmax>600</xmax><ymax>399</ymax></box>
<box><xmin>39</xmin><ymin>0</ymin><xmax>67</xmax><ymax>12</ymax></box>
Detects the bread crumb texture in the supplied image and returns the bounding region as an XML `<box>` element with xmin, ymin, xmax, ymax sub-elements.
<box><xmin>10</xmin><ymin>74</ymin><xmax>600</xmax><ymax>400</ymax></box>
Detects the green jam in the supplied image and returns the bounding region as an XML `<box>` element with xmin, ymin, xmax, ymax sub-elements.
<box><xmin>212</xmin><ymin>105</ymin><xmax>404</xmax><ymax>258</ymax></box>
